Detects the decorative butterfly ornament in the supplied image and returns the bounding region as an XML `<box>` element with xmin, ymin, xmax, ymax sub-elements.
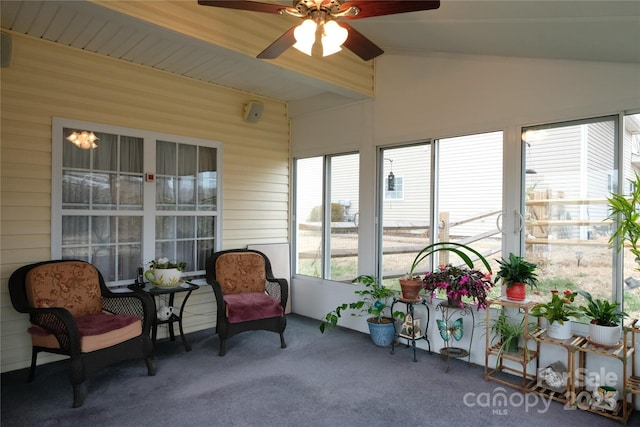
<box><xmin>437</xmin><ymin>318</ymin><xmax>463</xmax><ymax>342</ymax></box>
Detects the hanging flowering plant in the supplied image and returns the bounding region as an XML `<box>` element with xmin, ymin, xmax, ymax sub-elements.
<box><xmin>421</xmin><ymin>264</ymin><xmax>494</xmax><ymax>309</ymax></box>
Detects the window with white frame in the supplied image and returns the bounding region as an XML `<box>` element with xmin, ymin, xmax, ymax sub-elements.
<box><xmin>52</xmin><ymin>118</ymin><xmax>222</xmax><ymax>286</ymax></box>
<box><xmin>294</xmin><ymin>153</ymin><xmax>359</xmax><ymax>281</ymax></box>
<box><xmin>521</xmin><ymin>114</ymin><xmax>640</xmax><ymax>319</ymax></box>
<box><xmin>384</xmin><ymin>176</ymin><xmax>404</xmax><ymax>200</ymax></box>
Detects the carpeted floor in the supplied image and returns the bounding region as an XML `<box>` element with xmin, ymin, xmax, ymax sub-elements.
<box><xmin>1</xmin><ymin>314</ymin><xmax>636</xmax><ymax>426</ymax></box>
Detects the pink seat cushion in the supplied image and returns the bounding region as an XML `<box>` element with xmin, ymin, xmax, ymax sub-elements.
<box><xmin>223</xmin><ymin>292</ymin><xmax>283</xmax><ymax>323</ymax></box>
<box><xmin>28</xmin><ymin>313</ymin><xmax>142</xmax><ymax>353</ymax></box>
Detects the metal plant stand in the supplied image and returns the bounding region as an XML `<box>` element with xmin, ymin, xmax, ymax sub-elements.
<box><xmin>436</xmin><ymin>300</ymin><xmax>474</xmax><ymax>372</ymax></box>
<box><xmin>390</xmin><ymin>296</ymin><xmax>431</xmax><ymax>362</ymax></box>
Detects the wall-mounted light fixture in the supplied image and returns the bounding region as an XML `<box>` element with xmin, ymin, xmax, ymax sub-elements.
<box><xmin>66</xmin><ymin>131</ymin><xmax>98</xmax><ymax>149</ymax></box>
<box><xmin>384</xmin><ymin>158</ymin><xmax>395</xmax><ymax>191</ymax></box>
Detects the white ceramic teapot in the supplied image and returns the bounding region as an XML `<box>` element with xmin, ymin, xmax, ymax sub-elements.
<box><xmin>156</xmin><ymin>305</ymin><xmax>174</xmax><ymax>321</ymax></box>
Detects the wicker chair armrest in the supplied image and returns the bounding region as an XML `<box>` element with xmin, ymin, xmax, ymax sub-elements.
<box><xmin>102</xmin><ymin>290</ymin><xmax>155</xmax><ymax>335</ymax></box>
<box><xmin>29</xmin><ymin>307</ymin><xmax>81</xmax><ymax>355</ymax></box>
<box><xmin>205</xmin><ymin>280</ymin><xmax>229</xmax><ymax>324</ymax></box>
<box><xmin>265</xmin><ymin>277</ymin><xmax>288</xmax><ymax>309</ymax></box>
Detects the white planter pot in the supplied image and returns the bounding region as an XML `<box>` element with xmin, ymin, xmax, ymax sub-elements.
<box><xmin>145</xmin><ymin>267</ymin><xmax>183</xmax><ymax>287</ymax></box>
<box><xmin>589</xmin><ymin>323</ymin><xmax>621</xmax><ymax>347</ymax></box>
<box><xmin>547</xmin><ymin>320</ymin><xmax>572</xmax><ymax>340</ymax></box>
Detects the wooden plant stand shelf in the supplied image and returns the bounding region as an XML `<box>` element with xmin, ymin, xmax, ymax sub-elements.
<box><xmin>573</xmin><ymin>333</ymin><xmax>634</xmax><ymax>424</ymax></box>
<box><xmin>484</xmin><ymin>299</ymin><xmax>537</xmax><ymax>394</ymax></box>
<box><xmin>529</xmin><ymin>331</ymin><xmax>586</xmax><ymax>405</ymax></box>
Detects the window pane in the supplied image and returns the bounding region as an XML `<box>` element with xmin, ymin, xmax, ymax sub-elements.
<box><xmin>197</xmin><ymin>238</ymin><xmax>215</xmax><ymax>271</ymax></box>
<box><xmin>62</xmin><ymin>216</ymin><xmax>89</xmax><ymax>245</ymax></box>
<box><xmin>156</xmin><ymin>216</ymin><xmax>176</xmax><ymax>240</ymax></box>
<box><xmin>118</xmin><ymin>217</ymin><xmax>142</xmax><ymax>243</ymax></box>
<box><xmin>295</xmin><ymin>157</ymin><xmax>323</xmax><ymax>278</ymax></box>
<box><xmin>622</xmin><ymin>113</ymin><xmax>640</xmax><ymax>320</ymax></box>
<box><xmin>120</xmin><ymin>136</ymin><xmax>143</xmax><ymax>174</ymax></box>
<box><xmin>157</xmin><ymin>141</ymin><xmax>176</xmax><ymax>175</ymax></box>
<box><xmin>59</xmin><ymin>125</ymin><xmax>145</xmax><ymax>284</ymax></box>
<box><xmin>523</xmin><ymin>117</ymin><xmax>616</xmax><ymax>310</ymax></box>
<box><xmin>62</xmin><ymin>172</ymin><xmax>94</xmax><ymax>209</ymax></box>
<box><xmin>91</xmin><ymin>173</ymin><xmax>116</xmax><ymax>208</ymax></box>
<box><xmin>119</xmin><ymin>175</ymin><xmax>143</xmax><ymax>209</ymax></box>
<box><xmin>198</xmin><ymin>147</ymin><xmax>218</xmax><ymax>210</ymax></box>
<box><xmin>177</xmin><ymin>216</ymin><xmax>195</xmax><ymax>239</ymax></box>
<box><xmin>329</xmin><ymin>154</ymin><xmax>359</xmax><ymax>280</ymax></box>
<box><xmin>437</xmin><ymin>132</ymin><xmax>503</xmax><ymax>300</ymax></box>
<box><xmin>381</xmin><ymin>145</ymin><xmax>431</xmax><ymax>280</ymax></box>
<box><xmin>92</xmin><ymin>133</ymin><xmax>117</xmax><ymax>171</ymax></box>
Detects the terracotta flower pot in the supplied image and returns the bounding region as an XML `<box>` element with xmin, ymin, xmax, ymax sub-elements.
<box><xmin>506</xmin><ymin>282</ymin><xmax>526</xmax><ymax>301</ymax></box>
<box><xmin>399</xmin><ymin>279</ymin><xmax>422</xmax><ymax>301</ymax></box>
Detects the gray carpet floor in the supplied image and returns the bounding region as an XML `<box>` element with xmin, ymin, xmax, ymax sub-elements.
<box><xmin>1</xmin><ymin>314</ymin><xmax>636</xmax><ymax>426</ymax></box>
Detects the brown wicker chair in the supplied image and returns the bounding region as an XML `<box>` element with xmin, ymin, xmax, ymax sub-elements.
<box><xmin>8</xmin><ymin>260</ymin><xmax>156</xmax><ymax>407</ymax></box>
<box><xmin>205</xmin><ymin>249</ymin><xmax>288</xmax><ymax>356</ymax></box>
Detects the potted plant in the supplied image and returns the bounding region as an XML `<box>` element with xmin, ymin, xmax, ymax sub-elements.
<box><xmin>401</xmin><ymin>242</ymin><xmax>493</xmax><ymax>301</ymax></box>
<box><xmin>145</xmin><ymin>257</ymin><xmax>187</xmax><ymax>287</ymax></box>
<box><xmin>319</xmin><ymin>275</ymin><xmax>405</xmax><ymax>347</ymax></box>
<box><xmin>493</xmin><ymin>253</ymin><xmax>538</xmax><ymax>301</ymax></box>
<box><xmin>531</xmin><ymin>289</ymin><xmax>581</xmax><ymax>339</ymax></box>
<box><xmin>487</xmin><ymin>310</ymin><xmax>534</xmax><ymax>366</ymax></box>
<box><xmin>421</xmin><ymin>263</ymin><xmax>494</xmax><ymax>309</ymax></box>
<box><xmin>607</xmin><ymin>172</ymin><xmax>640</xmax><ymax>285</ymax></box>
<box><xmin>576</xmin><ymin>290</ymin><xmax>627</xmax><ymax>347</ymax></box>
<box><xmin>490</xmin><ymin>309</ymin><xmax>535</xmax><ymax>366</ymax></box>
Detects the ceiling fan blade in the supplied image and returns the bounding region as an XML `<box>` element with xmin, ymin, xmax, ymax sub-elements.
<box><xmin>257</xmin><ymin>26</ymin><xmax>297</xmax><ymax>59</ymax></box>
<box><xmin>197</xmin><ymin>0</ymin><xmax>287</xmax><ymax>14</ymax></box>
<box><xmin>340</xmin><ymin>1</ymin><xmax>440</xmax><ymax>19</ymax></box>
<box><xmin>339</xmin><ymin>22</ymin><xmax>383</xmax><ymax>61</ymax></box>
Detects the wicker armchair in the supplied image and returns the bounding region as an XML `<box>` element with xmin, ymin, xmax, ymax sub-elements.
<box><xmin>205</xmin><ymin>249</ymin><xmax>288</xmax><ymax>356</ymax></box>
<box><xmin>8</xmin><ymin>260</ymin><xmax>156</xmax><ymax>407</ymax></box>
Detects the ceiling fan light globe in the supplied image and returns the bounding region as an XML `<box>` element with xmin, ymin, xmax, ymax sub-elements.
<box><xmin>293</xmin><ymin>19</ymin><xmax>317</xmax><ymax>56</ymax></box>
<box><xmin>293</xmin><ymin>41</ymin><xmax>314</xmax><ymax>56</ymax></box>
<box><xmin>294</xmin><ymin>19</ymin><xmax>316</xmax><ymax>45</ymax></box>
<box><xmin>321</xmin><ymin>20</ymin><xmax>347</xmax><ymax>57</ymax></box>
<box><xmin>321</xmin><ymin>39</ymin><xmax>342</xmax><ymax>57</ymax></box>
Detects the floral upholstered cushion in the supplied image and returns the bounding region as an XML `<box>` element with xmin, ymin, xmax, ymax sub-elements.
<box><xmin>25</xmin><ymin>261</ymin><xmax>102</xmax><ymax>317</ymax></box>
<box><xmin>215</xmin><ymin>252</ymin><xmax>267</xmax><ymax>294</ymax></box>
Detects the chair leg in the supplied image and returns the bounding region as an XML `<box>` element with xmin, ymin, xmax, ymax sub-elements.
<box><xmin>27</xmin><ymin>348</ymin><xmax>38</xmax><ymax>382</ymax></box>
<box><xmin>219</xmin><ymin>338</ymin><xmax>227</xmax><ymax>357</ymax></box>
<box><xmin>280</xmin><ymin>332</ymin><xmax>287</xmax><ymax>349</ymax></box>
<box><xmin>72</xmin><ymin>382</ymin><xmax>87</xmax><ymax>408</ymax></box>
<box><xmin>145</xmin><ymin>357</ymin><xmax>156</xmax><ymax>376</ymax></box>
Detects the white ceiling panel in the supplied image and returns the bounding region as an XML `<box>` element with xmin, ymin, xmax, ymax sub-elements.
<box><xmin>2</xmin><ymin>0</ymin><xmax>638</xmax><ymax>113</ymax></box>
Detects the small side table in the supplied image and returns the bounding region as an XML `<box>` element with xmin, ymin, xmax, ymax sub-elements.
<box><xmin>390</xmin><ymin>297</ymin><xmax>431</xmax><ymax>362</ymax></box>
<box><xmin>435</xmin><ymin>301</ymin><xmax>475</xmax><ymax>372</ymax></box>
<box><xmin>129</xmin><ymin>282</ymin><xmax>199</xmax><ymax>352</ymax></box>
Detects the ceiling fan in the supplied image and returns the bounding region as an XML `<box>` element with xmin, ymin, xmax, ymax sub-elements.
<box><xmin>197</xmin><ymin>0</ymin><xmax>440</xmax><ymax>61</ymax></box>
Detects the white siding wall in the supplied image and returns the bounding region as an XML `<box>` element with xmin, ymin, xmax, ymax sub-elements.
<box><xmin>0</xmin><ymin>34</ymin><xmax>290</xmax><ymax>373</ymax></box>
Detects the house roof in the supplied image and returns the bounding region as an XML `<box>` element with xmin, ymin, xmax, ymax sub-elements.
<box><xmin>2</xmin><ymin>1</ymin><xmax>638</xmax><ymax>115</ymax></box>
